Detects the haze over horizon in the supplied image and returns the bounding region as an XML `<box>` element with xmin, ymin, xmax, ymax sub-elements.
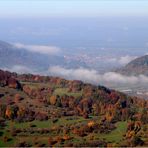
<box><xmin>0</xmin><ymin>0</ymin><xmax>148</xmax><ymax>48</ymax></box>
<box><xmin>0</xmin><ymin>0</ymin><xmax>148</xmax><ymax>18</ymax></box>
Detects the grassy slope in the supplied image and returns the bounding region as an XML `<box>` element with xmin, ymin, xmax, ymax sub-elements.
<box><xmin>54</xmin><ymin>88</ymin><xmax>82</xmax><ymax>97</ymax></box>
<box><xmin>0</xmin><ymin>117</ymin><xmax>127</xmax><ymax>147</ymax></box>
<box><xmin>100</xmin><ymin>121</ymin><xmax>127</xmax><ymax>142</ymax></box>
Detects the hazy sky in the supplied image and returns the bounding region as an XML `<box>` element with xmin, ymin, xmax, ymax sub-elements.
<box><xmin>0</xmin><ymin>0</ymin><xmax>148</xmax><ymax>18</ymax></box>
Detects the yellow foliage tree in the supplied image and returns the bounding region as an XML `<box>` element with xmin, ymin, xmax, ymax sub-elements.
<box><xmin>49</xmin><ymin>95</ymin><xmax>57</xmax><ymax>105</ymax></box>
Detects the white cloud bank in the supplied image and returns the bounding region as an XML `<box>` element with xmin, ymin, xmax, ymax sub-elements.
<box><xmin>48</xmin><ymin>66</ymin><xmax>148</xmax><ymax>85</ymax></box>
<box><xmin>14</xmin><ymin>43</ymin><xmax>61</xmax><ymax>55</ymax></box>
<box><xmin>105</xmin><ymin>55</ymin><xmax>137</xmax><ymax>65</ymax></box>
<box><xmin>3</xmin><ymin>65</ymin><xmax>34</xmax><ymax>74</ymax></box>
<box><xmin>3</xmin><ymin>65</ymin><xmax>148</xmax><ymax>90</ymax></box>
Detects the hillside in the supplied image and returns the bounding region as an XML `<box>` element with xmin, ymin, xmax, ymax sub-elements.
<box><xmin>117</xmin><ymin>55</ymin><xmax>148</xmax><ymax>76</ymax></box>
<box><xmin>0</xmin><ymin>69</ymin><xmax>148</xmax><ymax>147</ymax></box>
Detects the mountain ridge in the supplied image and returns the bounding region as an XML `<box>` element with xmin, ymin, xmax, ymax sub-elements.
<box><xmin>116</xmin><ymin>55</ymin><xmax>148</xmax><ymax>76</ymax></box>
<box><xmin>0</xmin><ymin>40</ymin><xmax>66</xmax><ymax>73</ymax></box>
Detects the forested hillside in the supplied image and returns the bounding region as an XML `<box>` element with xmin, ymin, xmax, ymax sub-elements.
<box><xmin>0</xmin><ymin>69</ymin><xmax>148</xmax><ymax>147</ymax></box>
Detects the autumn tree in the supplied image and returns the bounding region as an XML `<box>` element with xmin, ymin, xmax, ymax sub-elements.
<box><xmin>49</xmin><ymin>95</ymin><xmax>58</xmax><ymax>105</ymax></box>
